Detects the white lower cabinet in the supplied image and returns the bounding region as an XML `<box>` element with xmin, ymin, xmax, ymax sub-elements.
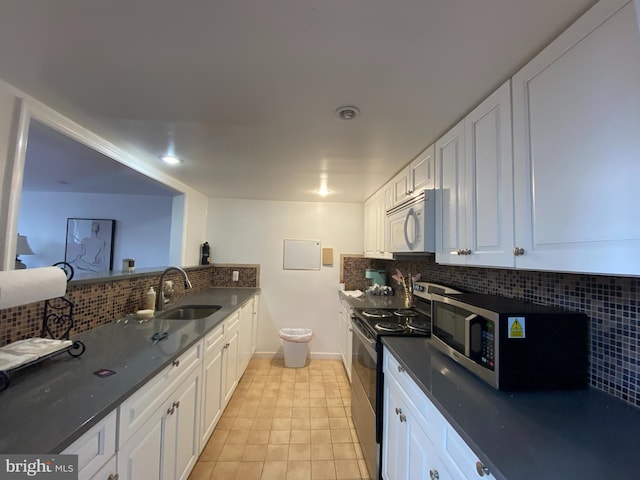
<box><xmin>251</xmin><ymin>294</ymin><xmax>260</xmax><ymax>354</ymax></box>
<box><xmin>118</xmin><ymin>352</ymin><xmax>202</xmax><ymax>480</ymax></box>
<box><xmin>223</xmin><ymin>311</ymin><xmax>240</xmax><ymax>405</ymax></box>
<box><xmin>200</xmin><ymin>323</ymin><xmax>225</xmax><ymax>446</ymax></box>
<box><xmin>65</xmin><ymin>300</ymin><xmax>256</xmax><ymax>480</ymax></box>
<box><xmin>338</xmin><ymin>297</ymin><xmax>353</xmax><ymax>382</ymax></box>
<box><xmin>238</xmin><ymin>300</ymin><xmax>254</xmax><ymax>375</ymax></box>
<box><xmin>62</xmin><ymin>409</ymin><xmax>117</xmax><ymax>480</ymax></box>
<box><xmin>383</xmin><ymin>348</ymin><xmax>495</xmax><ymax>480</ymax></box>
<box><xmin>89</xmin><ymin>455</ymin><xmax>117</xmax><ymax>480</ymax></box>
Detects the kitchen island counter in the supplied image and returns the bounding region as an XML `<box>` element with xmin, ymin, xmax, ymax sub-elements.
<box><xmin>0</xmin><ymin>287</ymin><xmax>258</xmax><ymax>454</ymax></box>
<box><xmin>382</xmin><ymin>336</ymin><xmax>640</xmax><ymax>480</ymax></box>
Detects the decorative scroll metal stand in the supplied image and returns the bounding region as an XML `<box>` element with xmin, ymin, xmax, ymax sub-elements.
<box><xmin>0</xmin><ymin>262</ymin><xmax>86</xmax><ymax>392</ymax></box>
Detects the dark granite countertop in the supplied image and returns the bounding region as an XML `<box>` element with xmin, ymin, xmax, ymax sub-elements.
<box><xmin>339</xmin><ymin>291</ymin><xmax>408</xmax><ymax>309</ymax></box>
<box><xmin>382</xmin><ymin>337</ymin><xmax>640</xmax><ymax>480</ymax></box>
<box><xmin>0</xmin><ymin>287</ymin><xmax>258</xmax><ymax>454</ymax></box>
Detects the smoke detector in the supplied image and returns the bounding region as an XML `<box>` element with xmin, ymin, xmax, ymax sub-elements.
<box><xmin>335</xmin><ymin>106</ymin><xmax>360</xmax><ymax>121</ymax></box>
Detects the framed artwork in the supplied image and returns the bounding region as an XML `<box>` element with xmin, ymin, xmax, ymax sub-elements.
<box><xmin>64</xmin><ymin>218</ymin><xmax>115</xmax><ymax>274</ymax></box>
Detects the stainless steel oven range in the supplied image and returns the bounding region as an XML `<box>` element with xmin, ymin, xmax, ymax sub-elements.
<box><xmin>350</xmin><ymin>281</ymin><xmax>461</xmax><ymax>479</ymax></box>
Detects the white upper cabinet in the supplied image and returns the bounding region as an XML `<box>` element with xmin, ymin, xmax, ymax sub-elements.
<box><xmin>512</xmin><ymin>0</ymin><xmax>640</xmax><ymax>275</ymax></box>
<box><xmin>364</xmin><ymin>185</ymin><xmax>393</xmax><ymax>259</ymax></box>
<box><xmin>464</xmin><ymin>81</ymin><xmax>514</xmax><ymax>268</ymax></box>
<box><xmin>436</xmin><ymin>81</ymin><xmax>513</xmax><ymax>268</ymax></box>
<box><xmin>435</xmin><ymin>120</ymin><xmax>467</xmax><ymax>265</ymax></box>
<box><xmin>392</xmin><ymin>145</ymin><xmax>435</xmax><ymax>205</ymax></box>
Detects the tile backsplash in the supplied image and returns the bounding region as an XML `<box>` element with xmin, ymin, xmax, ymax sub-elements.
<box><xmin>0</xmin><ymin>264</ymin><xmax>259</xmax><ymax>348</ymax></box>
<box><xmin>343</xmin><ymin>255</ymin><xmax>640</xmax><ymax>408</ymax></box>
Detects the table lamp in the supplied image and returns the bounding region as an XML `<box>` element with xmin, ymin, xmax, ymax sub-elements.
<box><xmin>15</xmin><ymin>234</ymin><xmax>35</xmax><ymax>269</ymax></box>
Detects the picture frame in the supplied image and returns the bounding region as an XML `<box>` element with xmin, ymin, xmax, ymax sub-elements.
<box><xmin>64</xmin><ymin>218</ymin><xmax>115</xmax><ymax>274</ymax></box>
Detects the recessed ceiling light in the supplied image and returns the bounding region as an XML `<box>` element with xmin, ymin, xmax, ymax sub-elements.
<box><xmin>335</xmin><ymin>106</ymin><xmax>360</xmax><ymax>121</ymax></box>
<box><xmin>160</xmin><ymin>155</ymin><xmax>181</xmax><ymax>165</ymax></box>
<box><xmin>317</xmin><ymin>185</ymin><xmax>331</xmax><ymax>196</ymax></box>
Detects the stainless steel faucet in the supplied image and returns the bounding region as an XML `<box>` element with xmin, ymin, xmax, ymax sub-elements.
<box><xmin>156</xmin><ymin>266</ymin><xmax>193</xmax><ymax>311</ymax></box>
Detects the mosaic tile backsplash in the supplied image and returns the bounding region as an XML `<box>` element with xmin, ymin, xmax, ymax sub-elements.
<box><xmin>0</xmin><ymin>264</ymin><xmax>259</xmax><ymax>348</ymax></box>
<box><xmin>343</xmin><ymin>255</ymin><xmax>640</xmax><ymax>408</ymax></box>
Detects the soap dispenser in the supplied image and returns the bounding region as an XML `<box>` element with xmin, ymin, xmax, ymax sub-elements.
<box><xmin>146</xmin><ymin>286</ymin><xmax>156</xmax><ymax>310</ymax></box>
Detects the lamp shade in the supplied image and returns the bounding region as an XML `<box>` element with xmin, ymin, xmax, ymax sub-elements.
<box><xmin>16</xmin><ymin>234</ymin><xmax>35</xmax><ymax>256</ymax></box>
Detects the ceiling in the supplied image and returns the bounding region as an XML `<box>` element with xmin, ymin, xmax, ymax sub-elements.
<box><xmin>0</xmin><ymin>0</ymin><xmax>596</xmax><ymax>203</ymax></box>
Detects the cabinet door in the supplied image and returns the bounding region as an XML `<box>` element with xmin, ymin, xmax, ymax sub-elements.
<box><xmin>435</xmin><ymin>120</ymin><xmax>466</xmax><ymax>265</ymax></box>
<box><xmin>62</xmin><ymin>410</ymin><xmax>117</xmax><ymax>480</ymax></box>
<box><xmin>410</xmin><ymin>144</ymin><xmax>435</xmax><ymax>193</ymax></box>
<box><xmin>251</xmin><ymin>294</ymin><xmax>260</xmax><ymax>354</ymax></box>
<box><xmin>513</xmin><ymin>0</ymin><xmax>640</xmax><ymax>275</ymax></box>
<box><xmin>223</xmin><ymin>322</ymin><xmax>240</xmax><ymax>405</ymax></box>
<box><xmin>364</xmin><ymin>195</ymin><xmax>378</xmax><ymax>257</ymax></box>
<box><xmin>117</xmin><ymin>409</ymin><xmax>164</xmax><ymax>480</ymax></box>
<box><xmin>201</xmin><ymin>342</ymin><xmax>224</xmax><ymax>446</ymax></box>
<box><xmin>393</xmin><ymin>166</ymin><xmax>411</xmax><ymax>204</ymax></box>
<box><xmin>238</xmin><ymin>301</ymin><xmax>253</xmax><ymax>375</ymax></box>
<box><xmin>338</xmin><ymin>301</ymin><xmax>353</xmax><ymax>382</ymax></box>
<box><xmin>464</xmin><ymin>81</ymin><xmax>515</xmax><ymax>268</ymax></box>
<box><xmin>382</xmin><ymin>376</ymin><xmax>409</xmax><ymax>480</ymax></box>
<box><xmin>172</xmin><ymin>368</ymin><xmax>201</xmax><ymax>480</ymax></box>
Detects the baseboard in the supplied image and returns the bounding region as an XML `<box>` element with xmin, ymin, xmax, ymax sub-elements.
<box><xmin>252</xmin><ymin>351</ymin><xmax>341</xmax><ymax>361</ymax></box>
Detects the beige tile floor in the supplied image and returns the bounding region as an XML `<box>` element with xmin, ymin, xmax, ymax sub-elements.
<box><xmin>188</xmin><ymin>358</ymin><xmax>371</xmax><ymax>480</ymax></box>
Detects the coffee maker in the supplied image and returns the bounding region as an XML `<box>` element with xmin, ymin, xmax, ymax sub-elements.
<box><xmin>200</xmin><ymin>242</ymin><xmax>211</xmax><ymax>265</ymax></box>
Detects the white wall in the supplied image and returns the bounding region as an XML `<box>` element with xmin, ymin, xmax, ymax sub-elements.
<box><xmin>18</xmin><ymin>191</ymin><xmax>173</xmax><ymax>270</ymax></box>
<box><xmin>207</xmin><ymin>198</ymin><xmax>364</xmax><ymax>357</ymax></box>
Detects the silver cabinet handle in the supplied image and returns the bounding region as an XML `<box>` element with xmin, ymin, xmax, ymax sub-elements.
<box><xmin>397</xmin><ymin>365</ymin><xmax>405</xmax><ymax>373</ymax></box>
<box><xmin>172</xmin><ymin>359</ymin><xmax>180</xmax><ymax>367</ymax></box>
<box><xmin>513</xmin><ymin>246</ymin><xmax>525</xmax><ymax>256</ymax></box>
<box><xmin>476</xmin><ymin>461</ymin><xmax>490</xmax><ymax>477</ymax></box>
<box><xmin>395</xmin><ymin>407</ymin><xmax>402</xmax><ymax>415</ymax></box>
<box><xmin>173</xmin><ymin>400</ymin><xmax>180</xmax><ymax>409</ymax></box>
<box><xmin>167</xmin><ymin>406</ymin><xmax>175</xmax><ymax>415</ymax></box>
<box><xmin>429</xmin><ymin>469</ymin><xmax>439</xmax><ymax>480</ymax></box>
<box><xmin>107</xmin><ymin>475</ymin><xmax>119</xmax><ymax>480</ymax></box>
<box><xmin>399</xmin><ymin>414</ymin><xmax>406</xmax><ymax>422</ymax></box>
<box><xmin>465</xmin><ymin>248</ymin><xmax>472</xmax><ymax>255</ymax></box>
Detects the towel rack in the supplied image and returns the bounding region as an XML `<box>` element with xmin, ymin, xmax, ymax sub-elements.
<box><xmin>0</xmin><ymin>262</ymin><xmax>86</xmax><ymax>393</ymax></box>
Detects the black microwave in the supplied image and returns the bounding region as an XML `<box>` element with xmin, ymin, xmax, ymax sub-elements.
<box><xmin>430</xmin><ymin>293</ymin><xmax>589</xmax><ymax>390</ymax></box>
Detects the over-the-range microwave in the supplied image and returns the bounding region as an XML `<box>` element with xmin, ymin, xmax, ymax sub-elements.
<box><xmin>430</xmin><ymin>293</ymin><xmax>589</xmax><ymax>391</ymax></box>
<box><xmin>385</xmin><ymin>190</ymin><xmax>435</xmax><ymax>253</ymax></box>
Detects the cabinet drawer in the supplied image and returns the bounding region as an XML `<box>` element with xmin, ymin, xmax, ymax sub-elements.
<box><xmin>62</xmin><ymin>409</ymin><xmax>117</xmax><ymax>480</ymax></box>
<box><xmin>204</xmin><ymin>323</ymin><xmax>225</xmax><ymax>355</ymax></box>
<box><xmin>226</xmin><ymin>310</ymin><xmax>240</xmax><ymax>331</ymax></box>
<box><xmin>119</xmin><ymin>340</ymin><xmax>203</xmax><ymax>445</ymax></box>
<box><xmin>88</xmin><ymin>454</ymin><xmax>117</xmax><ymax>480</ymax></box>
<box><xmin>442</xmin><ymin>422</ymin><xmax>496</xmax><ymax>480</ymax></box>
<box><xmin>383</xmin><ymin>349</ymin><xmax>444</xmax><ymax>448</ymax></box>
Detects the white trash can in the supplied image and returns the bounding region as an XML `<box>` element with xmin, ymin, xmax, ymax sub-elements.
<box><xmin>279</xmin><ymin>328</ymin><xmax>313</xmax><ymax>368</ymax></box>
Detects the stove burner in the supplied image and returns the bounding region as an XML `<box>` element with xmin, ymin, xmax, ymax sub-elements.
<box><xmin>375</xmin><ymin>322</ymin><xmax>407</xmax><ymax>332</ymax></box>
<box><xmin>406</xmin><ymin>321</ymin><xmax>430</xmax><ymax>334</ymax></box>
<box><xmin>361</xmin><ymin>309</ymin><xmax>394</xmax><ymax>318</ymax></box>
<box><xmin>394</xmin><ymin>309</ymin><xmax>418</xmax><ymax>317</ymax></box>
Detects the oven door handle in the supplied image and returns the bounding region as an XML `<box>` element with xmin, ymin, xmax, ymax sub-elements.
<box><xmin>351</xmin><ymin>317</ymin><xmax>377</xmax><ymax>354</ymax></box>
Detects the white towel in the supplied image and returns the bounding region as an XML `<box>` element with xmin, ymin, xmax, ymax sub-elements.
<box><xmin>0</xmin><ymin>338</ymin><xmax>73</xmax><ymax>370</ymax></box>
<box><xmin>0</xmin><ymin>351</ymin><xmax>38</xmax><ymax>371</ymax></box>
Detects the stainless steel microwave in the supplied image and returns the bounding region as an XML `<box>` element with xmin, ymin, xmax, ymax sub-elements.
<box><xmin>430</xmin><ymin>293</ymin><xmax>589</xmax><ymax>390</ymax></box>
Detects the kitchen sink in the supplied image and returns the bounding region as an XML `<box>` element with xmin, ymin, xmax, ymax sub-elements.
<box><xmin>154</xmin><ymin>305</ymin><xmax>221</xmax><ymax>320</ymax></box>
